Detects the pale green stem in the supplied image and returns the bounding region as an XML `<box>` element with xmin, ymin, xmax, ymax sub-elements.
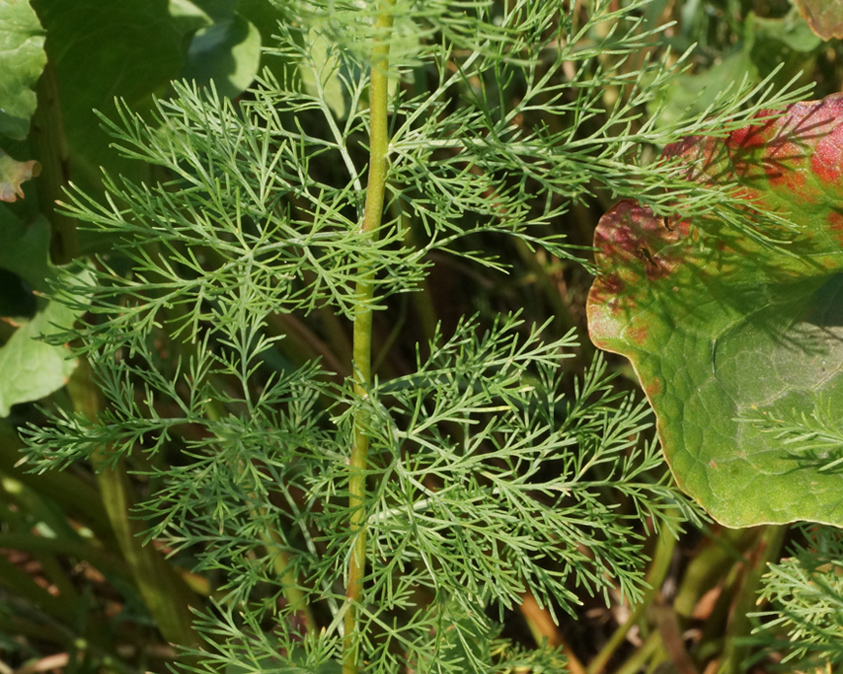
<box><xmin>344</xmin><ymin>4</ymin><xmax>395</xmax><ymax>673</ymax></box>
<box><xmin>588</xmin><ymin>521</ymin><xmax>678</xmax><ymax>674</ymax></box>
<box><xmin>67</xmin><ymin>360</ymin><xmax>201</xmax><ymax>651</ymax></box>
<box><xmin>614</xmin><ymin>630</ymin><xmax>662</xmax><ymax>674</ymax></box>
<box><xmin>201</xmin><ymin>395</ymin><xmax>316</xmax><ymax>634</ymax></box>
<box><xmin>717</xmin><ymin>525</ymin><xmax>787</xmax><ymax>674</ymax></box>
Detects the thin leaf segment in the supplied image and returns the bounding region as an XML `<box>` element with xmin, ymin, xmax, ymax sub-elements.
<box><xmin>588</xmin><ymin>94</ymin><xmax>843</xmax><ymax>527</ymax></box>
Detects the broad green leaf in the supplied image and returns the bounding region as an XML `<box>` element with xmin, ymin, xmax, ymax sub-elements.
<box><xmin>192</xmin><ymin>0</ymin><xmax>292</xmax><ymax>82</ymax></box>
<box><xmin>751</xmin><ymin>9</ymin><xmax>823</xmax><ymax>53</ymax></box>
<box><xmin>0</xmin><ymin>148</ymin><xmax>40</xmax><ymax>202</ymax></box>
<box><xmin>299</xmin><ymin>27</ymin><xmax>347</xmax><ymax>120</ymax></box>
<box><xmin>33</xmin><ymin>0</ymin><xmax>269</xmax><ymax>198</ymax></box>
<box><xmin>0</xmin><ymin>207</ymin><xmax>50</xmax><ymax>295</ymax></box>
<box><xmin>649</xmin><ymin>7</ymin><xmax>822</xmax><ymax>137</ymax></box>
<box><xmin>587</xmin><ymin>94</ymin><xmax>843</xmax><ymax>527</ymax></box>
<box><xmin>185</xmin><ymin>0</ymin><xmax>235</xmax><ymax>20</ymax></box>
<box><xmin>648</xmin><ymin>49</ymin><xmax>759</xmax><ymax>133</ymax></box>
<box><xmin>32</xmin><ymin>0</ymin><xmax>185</xmax><ymax>186</ymax></box>
<box><xmin>0</xmin><ymin>212</ymin><xmax>87</xmax><ymax>415</ymax></box>
<box><xmin>0</xmin><ymin>268</ymin><xmax>36</xmax><ymax>318</ymax></box>
<box><xmin>182</xmin><ymin>12</ymin><xmax>261</xmax><ymax>98</ymax></box>
<box><xmin>0</xmin><ymin>295</ymin><xmax>78</xmax><ymax>417</ymax></box>
<box><xmin>0</xmin><ymin>0</ymin><xmax>46</xmax><ymax>140</ymax></box>
<box><xmin>793</xmin><ymin>0</ymin><xmax>843</xmax><ymax>40</ymax></box>
<box><xmin>168</xmin><ymin>0</ymin><xmax>214</xmax><ymax>33</ymax></box>
<box><xmin>745</xmin><ymin>9</ymin><xmax>823</xmax><ymax>92</ymax></box>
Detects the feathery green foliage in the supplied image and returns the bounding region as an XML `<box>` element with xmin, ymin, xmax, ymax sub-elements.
<box><xmin>18</xmin><ymin>0</ymin><xmax>827</xmax><ymax>671</ymax></box>
<box><xmin>749</xmin><ymin>525</ymin><xmax>843</xmax><ymax>669</ymax></box>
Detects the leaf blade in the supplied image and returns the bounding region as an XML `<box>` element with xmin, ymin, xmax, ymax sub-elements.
<box><xmin>587</xmin><ymin>94</ymin><xmax>843</xmax><ymax>527</ymax></box>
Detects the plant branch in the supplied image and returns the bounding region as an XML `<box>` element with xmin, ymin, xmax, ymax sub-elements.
<box><xmin>717</xmin><ymin>525</ymin><xmax>787</xmax><ymax>674</ymax></box>
<box><xmin>66</xmin><ymin>360</ymin><xmax>201</xmax><ymax>652</ymax></box>
<box><xmin>588</xmin><ymin>520</ymin><xmax>678</xmax><ymax>674</ymax></box>
<box><xmin>344</xmin><ymin>3</ymin><xmax>395</xmax><ymax>673</ymax></box>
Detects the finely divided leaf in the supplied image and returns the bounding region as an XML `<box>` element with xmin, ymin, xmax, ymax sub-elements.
<box><xmin>587</xmin><ymin>94</ymin><xmax>843</xmax><ymax>527</ymax></box>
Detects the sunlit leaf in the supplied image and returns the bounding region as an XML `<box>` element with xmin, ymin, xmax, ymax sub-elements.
<box><xmin>587</xmin><ymin>94</ymin><xmax>843</xmax><ymax>527</ymax></box>
<box><xmin>0</xmin><ymin>295</ymin><xmax>79</xmax><ymax>417</ymax></box>
<box><xmin>183</xmin><ymin>12</ymin><xmax>262</xmax><ymax>98</ymax></box>
<box><xmin>0</xmin><ymin>212</ymin><xmax>89</xmax><ymax>415</ymax></box>
<box><xmin>0</xmin><ymin>0</ymin><xmax>46</xmax><ymax>140</ymax></box>
<box><xmin>299</xmin><ymin>27</ymin><xmax>347</xmax><ymax>120</ymax></box>
<box><xmin>33</xmin><ymin>0</ymin><xmax>186</xmax><ymax>187</ymax></box>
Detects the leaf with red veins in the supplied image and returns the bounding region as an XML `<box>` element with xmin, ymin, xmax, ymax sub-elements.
<box><xmin>0</xmin><ymin>149</ymin><xmax>40</xmax><ymax>202</ymax></box>
<box><xmin>587</xmin><ymin>93</ymin><xmax>843</xmax><ymax>527</ymax></box>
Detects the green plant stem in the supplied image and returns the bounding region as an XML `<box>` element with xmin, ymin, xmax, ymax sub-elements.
<box><xmin>717</xmin><ymin>525</ymin><xmax>787</xmax><ymax>674</ymax></box>
<box><xmin>614</xmin><ymin>630</ymin><xmax>662</xmax><ymax>674</ymax></box>
<box><xmin>588</xmin><ymin>521</ymin><xmax>678</xmax><ymax>674</ymax></box>
<box><xmin>673</xmin><ymin>526</ymin><xmax>755</xmax><ymax>619</ymax></box>
<box><xmin>0</xmin><ymin>549</ymin><xmax>75</xmax><ymax>623</ymax></box>
<box><xmin>0</xmin><ymin>533</ymin><xmax>132</xmax><ymax>582</ymax></box>
<box><xmin>67</xmin><ymin>360</ymin><xmax>201</xmax><ymax>651</ymax></box>
<box><xmin>265</xmin><ymin>312</ymin><xmax>349</xmax><ymax>382</ymax></box>
<box><xmin>0</xmin><ymin>426</ymin><xmax>112</xmax><ymax>541</ymax></box>
<box><xmin>395</xmin><ymin>196</ymin><xmax>438</xmax><ymax>350</ymax></box>
<box><xmin>199</xmin><ymin>393</ymin><xmax>316</xmax><ymax>635</ymax></box>
<box><xmin>0</xmin><ymin>612</ymin><xmax>132</xmax><ymax>672</ymax></box>
<box><xmin>513</xmin><ymin>238</ymin><xmax>582</xmax><ymax>344</ymax></box>
<box><xmin>344</xmin><ymin>5</ymin><xmax>395</xmax><ymax>673</ymax></box>
<box><xmin>91</xmin><ymin>454</ymin><xmax>201</xmax><ymax>649</ymax></box>
<box><xmin>30</xmin><ymin>59</ymin><xmax>78</xmax><ymax>265</ymax></box>
<box><xmin>0</xmin><ymin>483</ymin><xmax>92</xmax><ymax>611</ymax></box>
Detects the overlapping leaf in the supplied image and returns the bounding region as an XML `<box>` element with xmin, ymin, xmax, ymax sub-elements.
<box><xmin>0</xmin><ymin>149</ymin><xmax>40</xmax><ymax>202</ymax></box>
<box><xmin>587</xmin><ymin>94</ymin><xmax>843</xmax><ymax>527</ymax></box>
<box><xmin>0</xmin><ymin>213</ymin><xmax>87</xmax><ymax>416</ymax></box>
<box><xmin>0</xmin><ymin>0</ymin><xmax>46</xmax><ymax>140</ymax></box>
<box><xmin>793</xmin><ymin>0</ymin><xmax>843</xmax><ymax>40</ymax></box>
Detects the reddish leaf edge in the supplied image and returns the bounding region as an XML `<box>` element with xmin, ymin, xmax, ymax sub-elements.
<box><xmin>586</xmin><ymin>92</ymin><xmax>843</xmax><ymax>527</ymax></box>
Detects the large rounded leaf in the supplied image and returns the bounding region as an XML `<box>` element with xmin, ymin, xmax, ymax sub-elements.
<box><xmin>0</xmin><ymin>294</ymin><xmax>79</xmax><ymax>417</ymax></box>
<box><xmin>587</xmin><ymin>94</ymin><xmax>843</xmax><ymax>527</ymax></box>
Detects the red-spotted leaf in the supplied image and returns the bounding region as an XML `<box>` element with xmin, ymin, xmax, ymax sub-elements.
<box><xmin>0</xmin><ymin>149</ymin><xmax>40</xmax><ymax>202</ymax></box>
<box><xmin>793</xmin><ymin>0</ymin><xmax>843</xmax><ymax>40</ymax></box>
<box><xmin>587</xmin><ymin>94</ymin><xmax>843</xmax><ymax>527</ymax></box>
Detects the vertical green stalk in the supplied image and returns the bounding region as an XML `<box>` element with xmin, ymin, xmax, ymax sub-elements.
<box><xmin>588</xmin><ymin>520</ymin><xmax>678</xmax><ymax>674</ymax></box>
<box><xmin>67</xmin><ymin>361</ymin><xmax>201</xmax><ymax>652</ymax></box>
<box><xmin>30</xmin><ymin>60</ymin><xmax>78</xmax><ymax>265</ymax></box>
<box><xmin>198</xmin><ymin>391</ymin><xmax>316</xmax><ymax>635</ymax></box>
<box><xmin>344</xmin><ymin>4</ymin><xmax>395</xmax><ymax>673</ymax></box>
<box><xmin>717</xmin><ymin>525</ymin><xmax>787</xmax><ymax>674</ymax></box>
